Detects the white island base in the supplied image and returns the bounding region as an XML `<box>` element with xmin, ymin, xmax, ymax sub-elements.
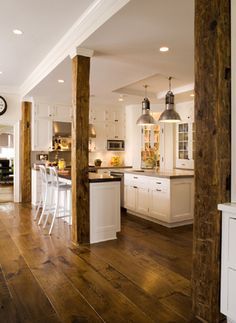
<box><xmin>90</xmin><ymin>181</ymin><xmax>120</xmax><ymax>243</ymax></box>
<box><xmin>32</xmin><ymin>169</ymin><xmax>121</xmax><ymax>244</ymax></box>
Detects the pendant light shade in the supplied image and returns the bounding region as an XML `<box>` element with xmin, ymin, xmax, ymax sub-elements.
<box><xmin>159</xmin><ymin>77</ymin><xmax>181</xmax><ymax>123</ymax></box>
<box><xmin>136</xmin><ymin>86</ymin><xmax>156</xmax><ymax>125</ymax></box>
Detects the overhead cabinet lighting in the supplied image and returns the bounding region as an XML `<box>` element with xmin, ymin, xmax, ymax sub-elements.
<box><xmin>136</xmin><ymin>85</ymin><xmax>156</xmax><ymax>126</ymax></box>
<box><xmin>159</xmin><ymin>77</ymin><xmax>181</xmax><ymax>123</ymax></box>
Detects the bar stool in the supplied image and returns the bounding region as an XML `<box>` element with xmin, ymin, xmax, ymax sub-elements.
<box><xmin>34</xmin><ymin>165</ymin><xmax>49</xmax><ymax>221</ymax></box>
<box><xmin>43</xmin><ymin>166</ymin><xmax>71</xmax><ymax>235</ymax></box>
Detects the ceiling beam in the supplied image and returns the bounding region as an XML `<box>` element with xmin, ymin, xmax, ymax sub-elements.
<box><xmin>20</xmin><ymin>0</ymin><xmax>130</xmax><ymax>99</ymax></box>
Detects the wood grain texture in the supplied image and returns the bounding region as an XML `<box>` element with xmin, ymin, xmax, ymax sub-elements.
<box><xmin>71</xmin><ymin>55</ymin><xmax>90</xmax><ymax>244</ymax></box>
<box><xmin>20</xmin><ymin>102</ymin><xmax>31</xmax><ymax>203</ymax></box>
<box><xmin>0</xmin><ymin>203</ymin><xmax>198</xmax><ymax>322</ymax></box>
<box><xmin>193</xmin><ymin>0</ymin><xmax>231</xmax><ymax>321</ymax></box>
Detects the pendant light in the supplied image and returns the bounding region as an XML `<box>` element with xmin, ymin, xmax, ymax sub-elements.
<box><xmin>136</xmin><ymin>85</ymin><xmax>156</xmax><ymax>125</ymax></box>
<box><xmin>158</xmin><ymin>77</ymin><xmax>181</xmax><ymax>123</ymax></box>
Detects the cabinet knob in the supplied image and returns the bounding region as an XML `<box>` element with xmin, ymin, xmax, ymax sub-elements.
<box><xmin>156</xmin><ymin>182</ymin><xmax>161</xmax><ymax>184</ymax></box>
<box><xmin>133</xmin><ymin>176</ymin><xmax>138</xmax><ymax>179</ymax></box>
<box><xmin>156</xmin><ymin>189</ymin><xmax>162</xmax><ymax>192</ymax></box>
<box><xmin>133</xmin><ymin>186</ymin><xmax>138</xmax><ymax>189</ymax></box>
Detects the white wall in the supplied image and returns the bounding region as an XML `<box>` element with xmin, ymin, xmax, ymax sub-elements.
<box><xmin>0</xmin><ymin>92</ymin><xmax>21</xmax><ymax>202</ymax></box>
<box><xmin>232</xmin><ymin>0</ymin><xmax>236</xmax><ymax>201</ymax></box>
<box><xmin>0</xmin><ymin>93</ymin><xmax>21</xmax><ymax>125</ymax></box>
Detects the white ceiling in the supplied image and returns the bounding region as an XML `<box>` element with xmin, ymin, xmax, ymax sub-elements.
<box><xmin>1</xmin><ymin>0</ymin><xmax>194</xmax><ymax>107</ymax></box>
<box><xmin>0</xmin><ymin>0</ymin><xmax>93</xmax><ymax>87</ymax></box>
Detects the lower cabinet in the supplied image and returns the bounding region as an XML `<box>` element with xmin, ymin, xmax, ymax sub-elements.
<box><xmin>124</xmin><ymin>173</ymin><xmax>194</xmax><ymax>226</ymax></box>
<box><xmin>218</xmin><ymin>204</ymin><xmax>236</xmax><ymax>322</ymax></box>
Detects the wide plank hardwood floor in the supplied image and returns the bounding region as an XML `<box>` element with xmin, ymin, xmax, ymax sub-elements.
<box><xmin>0</xmin><ymin>203</ymin><xmax>197</xmax><ymax>323</ymax></box>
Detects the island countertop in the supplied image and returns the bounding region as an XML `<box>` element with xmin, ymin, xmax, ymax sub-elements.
<box><xmin>115</xmin><ymin>168</ymin><xmax>194</xmax><ymax>179</ymax></box>
<box><xmin>58</xmin><ymin>171</ymin><xmax>121</xmax><ymax>183</ymax></box>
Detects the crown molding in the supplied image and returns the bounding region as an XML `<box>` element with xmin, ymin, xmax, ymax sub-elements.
<box><xmin>20</xmin><ymin>0</ymin><xmax>130</xmax><ymax>98</ymax></box>
<box><xmin>69</xmin><ymin>47</ymin><xmax>94</xmax><ymax>59</ymax></box>
<box><xmin>157</xmin><ymin>83</ymin><xmax>194</xmax><ymax>99</ymax></box>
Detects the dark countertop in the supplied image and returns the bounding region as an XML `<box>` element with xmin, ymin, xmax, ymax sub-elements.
<box><xmin>123</xmin><ymin>168</ymin><xmax>194</xmax><ymax>179</ymax></box>
<box><xmin>89</xmin><ymin>165</ymin><xmax>132</xmax><ymax>170</ymax></box>
<box><xmin>58</xmin><ymin>172</ymin><xmax>121</xmax><ymax>183</ymax></box>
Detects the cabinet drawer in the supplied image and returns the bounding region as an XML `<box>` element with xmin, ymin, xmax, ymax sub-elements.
<box><xmin>149</xmin><ymin>178</ymin><xmax>169</xmax><ymax>192</ymax></box>
<box><xmin>124</xmin><ymin>174</ymin><xmax>148</xmax><ymax>189</ymax></box>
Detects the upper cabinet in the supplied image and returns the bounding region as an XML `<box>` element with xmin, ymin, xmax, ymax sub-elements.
<box><xmin>90</xmin><ymin>107</ymin><xmax>125</xmax><ymax>151</ymax></box>
<box><xmin>52</xmin><ymin>104</ymin><xmax>72</xmax><ymax>122</ymax></box>
<box><xmin>175</xmin><ymin>121</ymin><xmax>195</xmax><ymax>169</ymax></box>
<box><xmin>175</xmin><ymin>101</ymin><xmax>194</xmax><ymax>169</ymax></box>
<box><xmin>32</xmin><ymin>102</ymin><xmax>72</xmax><ymax>151</ymax></box>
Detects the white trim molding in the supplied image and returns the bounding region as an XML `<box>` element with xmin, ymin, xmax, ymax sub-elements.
<box><xmin>157</xmin><ymin>83</ymin><xmax>194</xmax><ymax>99</ymax></box>
<box><xmin>20</xmin><ymin>0</ymin><xmax>130</xmax><ymax>98</ymax></box>
<box><xmin>69</xmin><ymin>47</ymin><xmax>94</xmax><ymax>59</ymax></box>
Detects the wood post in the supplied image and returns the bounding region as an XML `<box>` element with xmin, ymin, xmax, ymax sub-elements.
<box><xmin>20</xmin><ymin>101</ymin><xmax>32</xmax><ymax>203</ymax></box>
<box><xmin>71</xmin><ymin>55</ymin><xmax>90</xmax><ymax>244</ymax></box>
<box><xmin>192</xmin><ymin>0</ymin><xmax>231</xmax><ymax>321</ymax></box>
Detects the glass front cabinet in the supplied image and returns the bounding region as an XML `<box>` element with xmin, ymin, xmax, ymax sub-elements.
<box><xmin>175</xmin><ymin>122</ymin><xmax>195</xmax><ymax>169</ymax></box>
<box><xmin>141</xmin><ymin>124</ymin><xmax>160</xmax><ymax>169</ymax></box>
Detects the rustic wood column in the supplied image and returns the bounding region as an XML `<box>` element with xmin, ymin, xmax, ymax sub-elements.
<box><xmin>20</xmin><ymin>101</ymin><xmax>32</xmax><ymax>203</ymax></box>
<box><xmin>192</xmin><ymin>0</ymin><xmax>231</xmax><ymax>321</ymax></box>
<box><xmin>71</xmin><ymin>55</ymin><xmax>90</xmax><ymax>244</ymax></box>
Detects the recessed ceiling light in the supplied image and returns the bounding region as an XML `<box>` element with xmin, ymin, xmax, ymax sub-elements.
<box><xmin>58</xmin><ymin>79</ymin><xmax>65</xmax><ymax>83</ymax></box>
<box><xmin>190</xmin><ymin>93</ymin><xmax>195</xmax><ymax>97</ymax></box>
<box><xmin>159</xmin><ymin>46</ymin><xmax>169</xmax><ymax>52</ymax></box>
<box><xmin>0</xmin><ymin>71</ymin><xmax>2</xmax><ymax>75</ymax></box>
<box><xmin>13</xmin><ymin>29</ymin><xmax>23</xmax><ymax>35</ymax></box>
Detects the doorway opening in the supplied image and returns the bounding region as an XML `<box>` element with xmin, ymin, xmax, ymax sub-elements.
<box><xmin>0</xmin><ymin>125</ymin><xmax>14</xmax><ymax>203</ymax></box>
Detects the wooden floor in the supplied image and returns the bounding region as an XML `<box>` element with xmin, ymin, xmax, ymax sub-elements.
<box><xmin>0</xmin><ymin>203</ymin><xmax>197</xmax><ymax>323</ymax></box>
<box><xmin>0</xmin><ymin>184</ymin><xmax>13</xmax><ymax>203</ymax></box>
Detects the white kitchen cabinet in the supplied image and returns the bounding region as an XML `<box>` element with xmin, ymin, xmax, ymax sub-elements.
<box><xmin>34</xmin><ymin>103</ymin><xmax>52</xmax><ymax>119</ymax></box>
<box><xmin>93</xmin><ymin>123</ymin><xmax>107</xmax><ymax>151</ymax></box>
<box><xmin>136</xmin><ymin>187</ymin><xmax>149</xmax><ymax>215</ymax></box>
<box><xmin>175</xmin><ymin>122</ymin><xmax>195</xmax><ymax>169</ymax></box>
<box><xmin>89</xmin><ymin>107</ymin><xmax>125</xmax><ymax>150</ymax></box>
<box><xmin>124</xmin><ymin>185</ymin><xmax>136</xmax><ymax>211</ymax></box>
<box><xmin>107</xmin><ymin>108</ymin><xmax>124</xmax><ymax>123</ymax></box>
<box><xmin>124</xmin><ymin>173</ymin><xmax>194</xmax><ymax>227</ymax></box>
<box><xmin>124</xmin><ymin>174</ymin><xmax>148</xmax><ymax>213</ymax></box>
<box><xmin>218</xmin><ymin>204</ymin><xmax>236</xmax><ymax>323</ymax></box>
<box><xmin>53</xmin><ymin>104</ymin><xmax>72</xmax><ymax>121</ymax></box>
<box><xmin>107</xmin><ymin>122</ymin><xmax>125</xmax><ymax>140</ymax></box>
<box><xmin>32</xmin><ymin>118</ymin><xmax>52</xmax><ymax>151</ymax></box>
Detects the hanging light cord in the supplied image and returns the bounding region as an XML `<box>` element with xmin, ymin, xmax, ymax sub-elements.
<box><xmin>169</xmin><ymin>77</ymin><xmax>172</xmax><ymax>91</ymax></box>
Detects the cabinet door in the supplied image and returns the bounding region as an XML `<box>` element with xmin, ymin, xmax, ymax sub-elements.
<box><xmin>53</xmin><ymin>105</ymin><xmax>72</xmax><ymax>121</ymax></box>
<box><xmin>94</xmin><ymin>123</ymin><xmax>107</xmax><ymax>151</ymax></box>
<box><xmin>176</xmin><ymin>122</ymin><xmax>194</xmax><ymax>169</ymax></box>
<box><xmin>32</xmin><ymin>119</ymin><xmax>52</xmax><ymax>151</ymax></box>
<box><xmin>149</xmin><ymin>188</ymin><xmax>169</xmax><ymax>222</ymax></box>
<box><xmin>136</xmin><ymin>187</ymin><xmax>149</xmax><ymax>215</ymax></box>
<box><xmin>124</xmin><ymin>185</ymin><xmax>136</xmax><ymax>211</ymax></box>
<box><xmin>107</xmin><ymin>109</ymin><xmax>124</xmax><ymax>123</ymax></box>
<box><xmin>106</xmin><ymin>123</ymin><xmax>124</xmax><ymax>140</ymax></box>
<box><xmin>34</xmin><ymin>103</ymin><xmax>52</xmax><ymax>119</ymax></box>
<box><xmin>92</xmin><ymin>108</ymin><xmax>108</xmax><ymax>123</ymax></box>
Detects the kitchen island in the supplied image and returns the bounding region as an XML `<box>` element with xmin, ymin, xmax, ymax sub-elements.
<box><xmin>123</xmin><ymin>169</ymin><xmax>194</xmax><ymax>227</ymax></box>
<box><xmin>32</xmin><ymin>169</ymin><xmax>121</xmax><ymax>243</ymax></box>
